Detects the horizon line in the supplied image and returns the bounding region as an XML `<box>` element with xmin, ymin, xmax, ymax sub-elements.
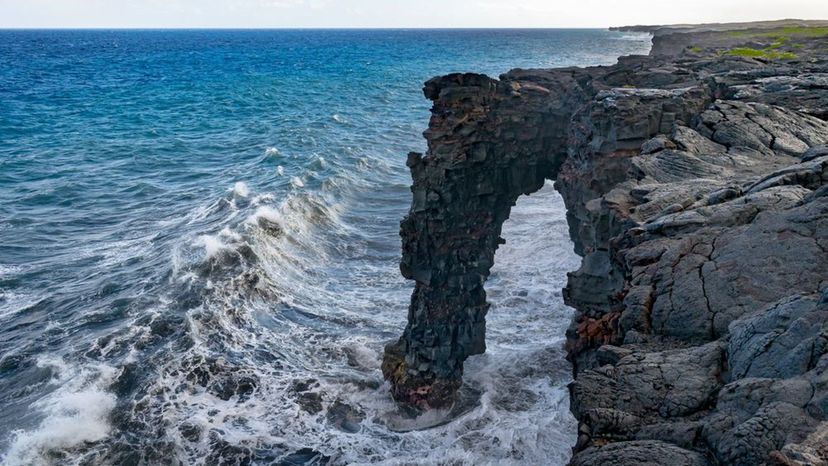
<box><xmin>0</xmin><ymin>26</ymin><xmax>626</xmax><ymax>30</ymax></box>
<box><xmin>3</xmin><ymin>17</ymin><xmax>824</xmax><ymax>31</ymax></box>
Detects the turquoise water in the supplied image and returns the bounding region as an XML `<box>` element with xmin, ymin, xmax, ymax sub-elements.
<box><xmin>0</xmin><ymin>29</ymin><xmax>650</xmax><ymax>465</ymax></box>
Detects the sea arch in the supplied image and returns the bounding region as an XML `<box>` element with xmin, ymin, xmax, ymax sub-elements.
<box><xmin>380</xmin><ymin>71</ymin><xmax>590</xmax><ymax>408</ymax></box>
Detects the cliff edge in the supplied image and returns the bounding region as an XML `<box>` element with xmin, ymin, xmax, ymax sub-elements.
<box><xmin>382</xmin><ymin>22</ymin><xmax>828</xmax><ymax>465</ymax></box>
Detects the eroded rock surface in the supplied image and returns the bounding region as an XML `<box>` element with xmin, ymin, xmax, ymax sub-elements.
<box><xmin>383</xmin><ymin>23</ymin><xmax>828</xmax><ymax>465</ymax></box>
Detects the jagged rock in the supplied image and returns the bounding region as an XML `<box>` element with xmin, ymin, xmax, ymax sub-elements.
<box><xmin>634</xmin><ymin>421</ymin><xmax>702</xmax><ymax>450</ymax></box>
<box><xmin>728</xmin><ymin>294</ymin><xmax>828</xmax><ymax>380</ymax></box>
<box><xmin>774</xmin><ymin>422</ymin><xmax>828</xmax><ymax>466</ymax></box>
<box><xmin>570</xmin><ymin>440</ymin><xmax>709</xmax><ymax>466</ymax></box>
<box><xmin>326</xmin><ymin>400</ymin><xmax>365</xmax><ymax>433</ymax></box>
<box><xmin>802</xmin><ymin>144</ymin><xmax>828</xmax><ymax>162</ymax></box>
<box><xmin>641</xmin><ymin>135</ymin><xmax>677</xmax><ymax>154</ymax></box>
<box><xmin>570</xmin><ymin>341</ymin><xmax>724</xmax><ymax>444</ymax></box>
<box><xmin>383</xmin><ymin>21</ymin><xmax>828</xmax><ymax>465</ymax></box>
<box><xmin>290</xmin><ymin>379</ymin><xmax>323</xmax><ymax>414</ymax></box>
<box><xmin>595</xmin><ymin>345</ymin><xmax>633</xmax><ymax>366</ymax></box>
<box><xmin>705</xmin><ymin>402</ymin><xmax>820</xmax><ymax>466</ymax></box>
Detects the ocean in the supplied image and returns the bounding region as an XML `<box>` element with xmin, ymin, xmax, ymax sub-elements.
<box><xmin>0</xmin><ymin>29</ymin><xmax>651</xmax><ymax>465</ymax></box>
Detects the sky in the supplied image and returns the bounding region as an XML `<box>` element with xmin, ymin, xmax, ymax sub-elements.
<box><xmin>1</xmin><ymin>0</ymin><xmax>826</xmax><ymax>28</ymax></box>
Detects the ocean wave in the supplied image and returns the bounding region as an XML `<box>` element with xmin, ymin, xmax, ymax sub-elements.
<box><xmin>232</xmin><ymin>181</ymin><xmax>250</xmax><ymax>198</ymax></box>
<box><xmin>122</xmin><ymin>183</ymin><xmax>575</xmax><ymax>465</ymax></box>
<box><xmin>1</xmin><ymin>359</ymin><xmax>118</xmax><ymax>466</ymax></box>
<box><xmin>618</xmin><ymin>33</ymin><xmax>652</xmax><ymax>41</ymax></box>
<box><xmin>0</xmin><ymin>291</ymin><xmax>40</xmax><ymax>321</ymax></box>
<box><xmin>0</xmin><ymin>265</ymin><xmax>22</xmax><ymax>279</ymax></box>
<box><xmin>2</xmin><ymin>179</ymin><xmax>578</xmax><ymax>465</ymax></box>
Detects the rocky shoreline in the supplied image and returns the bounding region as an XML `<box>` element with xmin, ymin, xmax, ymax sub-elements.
<box><xmin>381</xmin><ymin>21</ymin><xmax>828</xmax><ymax>465</ymax></box>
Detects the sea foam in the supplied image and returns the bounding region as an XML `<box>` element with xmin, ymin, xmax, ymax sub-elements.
<box><xmin>233</xmin><ymin>181</ymin><xmax>250</xmax><ymax>198</ymax></box>
<box><xmin>2</xmin><ymin>359</ymin><xmax>118</xmax><ymax>466</ymax></box>
<box><xmin>197</xmin><ymin>234</ymin><xmax>227</xmax><ymax>257</ymax></box>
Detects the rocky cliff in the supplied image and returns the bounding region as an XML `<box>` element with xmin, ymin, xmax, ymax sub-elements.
<box><xmin>382</xmin><ymin>23</ymin><xmax>828</xmax><ymax>465</ymax></box>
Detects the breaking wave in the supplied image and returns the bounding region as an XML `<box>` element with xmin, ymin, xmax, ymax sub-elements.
<box><xmin>2</xmin><ymin>180</ymin><xmax>580</xmax><ymax>466</ymax></box>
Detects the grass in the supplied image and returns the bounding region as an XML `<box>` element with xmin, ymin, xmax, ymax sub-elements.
<box><xmin>727</xmin><ymin>26</ymin><xmax>828</xmax><ymax>39</ymax></box>
<box><xmin>769</xmin><ymin>26</ymin><xmax>828</xmax><ymax>38</ymax></box>
<box><xmin>716</xmin><ymin>26</ymin><xmax>828</xmax><ymax>61</ymax></box>
<box><xmin>726</xmin><ymin>47</ymin><xmax>798</xmax><ymax>60</ymax></box>
<box><xmin>765</xmin><ymin>37</ymin><xmax>786</xmax><ymax>49</ymax></box>
<box><xmin>720</xmin><ymin>27</ymin><xmax>818</xmax><ymax>61</ymax></box>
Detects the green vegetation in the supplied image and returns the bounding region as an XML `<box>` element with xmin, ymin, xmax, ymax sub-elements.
<box><xmin>727</xmin><ymin>26</ymin><xmax>828</xmax><ymax>39</ymax></box>
<box><xmin>765</xmin><ymin>37</ymin><xmax>786</xmax><ymax>50</ymax></box>
<box><xmin>726</xmin><ymin>47</ymin><xmax>765</xmax><ymax>58</ymax></box>
<box><xmin>769</xmin><ymin>26</ymin><xmax>828</xmax><ymax>38</ymax></box>
<box><xmin>718</xmin><ymin>26</ymin><xmax>827</xmax><ymax>61</ymax></box>
<box><xmin>725</xmin><ymin>47</ymin><xmax>798</xmax><ymax>60</ymax></box>
<box><xmin>689</xmin><ymin>46</ymin><xmax>702</xmax><ymax>53</ymax></box>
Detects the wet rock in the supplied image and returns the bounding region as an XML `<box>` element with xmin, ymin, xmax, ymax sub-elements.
<box><xmin>182</xmin><ymin>355</ymin><xmax>260</xmax><ymax>401</ymax></box>
<box><xmin>290</xmin><ymin>379</ymin><xmax>323</xmax><ymax>414</ymax></box>
<box><xmin>111</xmin><ymin>362</ymin><xmax>143</xmax><ymax>397</ymax></box>
<box><xmin>179</xmin><ymin>422</ymin><xmax>202</xmax><ymax>443</ymax></box>
<box><xmin>209</xmin><ymin>373</ymin><xmax>258</xmax><ymax>401</ymax></box>
<box><xmin>570</xmin><ymin>440</ymin><xmax>709</xmax><ymax>466</ymax></box>
<box><xmin>326</xmin><ymin>400</ymin><xmax>364</xmax><ymax>433</ymax></box>
<box><xmin>257</xmin><ymin>216</ymin><xmax>283</xmax><ymax>235</ymax></box>
<box><xmin>206</xmin><ymin>431</ymin><xmax>254</xmax><ymax>466</ymax></box>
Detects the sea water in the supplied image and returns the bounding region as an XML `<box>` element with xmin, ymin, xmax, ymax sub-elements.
<box><xmin>0</xmin><ymin>29</ymin><xmax>651</xmax><ymax>465</ymax></box>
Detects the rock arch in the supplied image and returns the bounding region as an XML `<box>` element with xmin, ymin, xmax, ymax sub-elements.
<box><xmin>380</xmin><ymin>64</ymin><xmax>714</xmax><ymax>409</ymax></box>
<box><xmin>381</xmin><ymin>71</ymin><xmax>589</xmax><ymax>409</ymax></box>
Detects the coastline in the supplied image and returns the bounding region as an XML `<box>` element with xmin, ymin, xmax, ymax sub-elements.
<box><xmin>383</xmin><ymin>20</ymin><xmax>828</xmax><ymax>465</ymax></box>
